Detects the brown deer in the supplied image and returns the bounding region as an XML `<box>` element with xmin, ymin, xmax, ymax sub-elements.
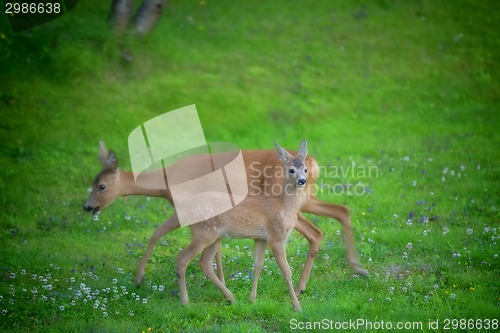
<box><xmin>176</xmin><ymin>140</ymin><xmax>308</xmax><ymax>311</ymax></box>
<box><xmin>83</xmin><ymin>141</ymin><xmax>366</xmax><ymax>294</ymax></box>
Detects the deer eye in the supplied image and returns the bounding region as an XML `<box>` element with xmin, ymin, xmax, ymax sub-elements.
<box><xmin>98</xmin><ymin>184</ymin><xmax>106</xmax><ymax>191</ymax></box>
<box><xmin>289</xmin><ymin>169</ymin><xmax>295</xmax><ymax>174</ymax></box>
<box><xmin>305</xmin><ymin>168</ymin><xmax>308</xmax><ymax>173</ymax></box>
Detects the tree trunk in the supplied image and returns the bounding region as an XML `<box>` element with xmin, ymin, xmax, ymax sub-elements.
<box><xmin>133</xmin><ymin>0</ymin><xmax>168</xmax><ymax>35</ymax></box>
<box><xmin>109</xmin><ymin>0</ymin><xmax>134</xmax><ymax>33</ymax></box>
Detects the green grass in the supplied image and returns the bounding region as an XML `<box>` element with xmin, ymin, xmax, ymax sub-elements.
<box><xmin>1</xmin><ymin>0</ymin><xmax>499</xmax><ymax>332</ymax></box>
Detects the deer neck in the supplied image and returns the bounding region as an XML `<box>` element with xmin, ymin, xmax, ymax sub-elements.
<box><xmin>282</xmin><ymin>184</ymin><xmax>306</xmax><ymax>212</ymax></box>
<box><xmin>118</xmin><ymin>170</ymin><xmax>170</xmax><ymax>199</ymax></box>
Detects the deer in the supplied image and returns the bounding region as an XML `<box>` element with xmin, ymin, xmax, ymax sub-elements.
<box><xmin>176</xmin><ymin>140</ymin><xmax>309</xmax><ymax>311</ymax></box>
<box><xmin>83</xmin><ymin>141</ymin><xmax>367</xmax><ymax>295</ymax></box>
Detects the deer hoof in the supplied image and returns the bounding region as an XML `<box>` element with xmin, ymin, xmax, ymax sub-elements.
<box><xmin>134</xmin><ymin>275</ymin><xmax>144</xmax><ymax>287</ymax></box>
<box><xmin>294</xmin><ymin>288</ymin><xmax>305</xmax><ymax>296</ymax></box>
<box><xmin>349</xmin><ymin>261</ymin><xmax>369</xmax><ymax>276</ymax></box>
<box><xmin>353</xmin><ymin>266</ymin><xmax>369</xmax><ymax>276</ymax></box>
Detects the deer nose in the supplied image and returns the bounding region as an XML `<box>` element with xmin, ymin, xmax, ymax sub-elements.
<box><xmin>298</xmin><ymin>179</ymin><xmax>306</xmax><ymax>186</ymax></box>
<box><xmin>83</xmin><ymin>204</ymin><xmax>93</xmax><ymax>212</ymax></box>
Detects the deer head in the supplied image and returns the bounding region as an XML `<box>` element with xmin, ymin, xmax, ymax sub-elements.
<box><xmin>83</xmin><ymin>141</ymin><xmax>121</xmax><ymax>216</ymax></box>
<box><xmin>274</xmin><ymin>139</ymin><xmax>308</xmax><ymax>190</ymax></box>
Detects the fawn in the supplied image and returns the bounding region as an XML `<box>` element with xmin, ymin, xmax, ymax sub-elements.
<box><xmin>175</xmin><ymin>140</ymin><xmax>309</xmax><ymax>311</ymax></box>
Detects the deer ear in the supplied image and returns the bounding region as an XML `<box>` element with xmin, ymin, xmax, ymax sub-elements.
<box><xmin>98</xmin><ymin>141</ymin><xmax>118</xmax><ymax>171</ymax></box>
<box><xmin>106</xmin><ymin>150</ymin><xmax>118</xmax><ymax>171</ymax></box>
<box><xmin>98</xmin><ymin>141</ymin><xmax>108</xmax><ymax>166</ymax></box>
<box><xmin>274</xmin><ymin>142</ymin><xmax>293</xmax><ymax>164</ymax></box>
<box><xmin>297</xmin><ymin>139</ymin><xmax>308</xmax><ymax>160</ymax></box>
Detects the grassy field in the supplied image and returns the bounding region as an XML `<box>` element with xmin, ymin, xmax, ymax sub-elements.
<box><xmin>1</xmin><ymin>0</ymin><xmax>499</xmax><ymax>332</ymax></box>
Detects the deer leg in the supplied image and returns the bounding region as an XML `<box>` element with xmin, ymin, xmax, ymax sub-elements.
<box><xmin>294</xmin><ymin>213</ymin><xmax>323</xmax><ymax>294</ymax></box>
<box><xmin>249</xmin><ymin>239</ymin><xmax>266</xmax><ymax>303</ymax></box>
<box><xmin>135</xmin><ymin>212</ymin><xmax>181</xmax><ymax>286</ymax></box>
<box><xmin>199</xmin><ymin>241</ymin><xmax>234</xmax><ymax>303</ymax></box>
<box><xmin>135</xmin><ymin>213</ymin><xmax>181</xmax><ymax>286</ymax></box>
<box><xmin>268</xmin><ymin>237</ymin><xmax>302</xmax><ymax>312</ymax></box>
<box><xmin>302</xmin><ymin>197</ymin><xmax>367</xmax><ymax>275</ymax></box>
<box><xmin>176</xmin><ymin>240</ymin><xmax>210</xmax><ymax>305</ymax></box>
<box><xmin>214</xmin><ymin>241</ymin><xmax>225</xmax><ymax>285</ymax></box>
<box><xmin>136</xmin><ymin>212</ymin><xmax>226</xmax><ymax>287</ymax></box>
